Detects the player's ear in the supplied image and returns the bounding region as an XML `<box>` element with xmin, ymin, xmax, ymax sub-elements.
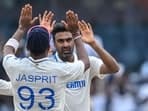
<box><xmin>48</xmin><ymin>48</ymin><xmax>53</xmax><ymax>55</ymax></box>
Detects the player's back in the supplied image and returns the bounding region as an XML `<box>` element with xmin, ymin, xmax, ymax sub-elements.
<box><xmin>3</xmin><ymin>55</ymin><xmax>85</xmax><ymax>111</ymax></box>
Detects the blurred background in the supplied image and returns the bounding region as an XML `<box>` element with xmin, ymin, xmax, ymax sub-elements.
<box><xmin>0</xmin><ymin>0</ymin><xmax>148</xmax><ymax>111</ymax></box>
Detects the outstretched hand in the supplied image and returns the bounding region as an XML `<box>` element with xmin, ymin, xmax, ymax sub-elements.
<box><xmin>62</xmin><ymin>10</ymin><xmax>79</xmax><ymax>35</ymax></box>
<box><xmin>39</xmin><ymin>10</ymin><xmax>56</xmax><ymax>33</ymax></box>
<box><xmin>19</xmin><ymin>4</ymin><xmax>38</xmax><ymax>31</ymax></box>
<box><xmin>78</xmin><ymin>20</ymin><xmax>95</xmax><ymax>45</ymax></box>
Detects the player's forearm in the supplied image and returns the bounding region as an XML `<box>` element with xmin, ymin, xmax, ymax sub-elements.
<box><xmin>12</xmin><ymin>27</ymin><xmax>26</xmax><ymax>42</ymax></box>
<box><xmin>3</xmin><ymin>27</ymin><xmax>26</xmax><ymax>56</ymax></box>
<box><xmin>74</xmin><ymin>35</ymin><xmax>90</xmax><ymax>71</ymax></box>
<box><xmin>90</xmin><ymin>41</ymin><xmax>119</xmax><ymax>73</ymax></box>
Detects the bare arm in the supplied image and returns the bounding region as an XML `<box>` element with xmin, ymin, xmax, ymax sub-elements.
<box><xmin>3</xmin><ymin>4</ymin><xmax>38</xmax><ymax>56</ymax></box>
<box><xmin>3</xmin><ymin>29</ymin><xmax>25</xmax><ymax>56</ymax></box>
<box><xmin>79</xmin><ymin>20</ymin><xmax>119</xmax><ymax>74</ymax></box>
<box><xmin>91</xmin><ymin>42</ymin><xmax>119</xmax><ymax>74</ymax></box>
<box><xmin>64</xmin><ymin>10</ymin><xmax>90</xmax><ymax>71</ymax></box>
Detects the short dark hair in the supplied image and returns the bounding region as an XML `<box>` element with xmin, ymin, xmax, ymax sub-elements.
<box><xmin>51</xmin><ymin>23</ymin><xmax>69</xmax><ymax>42</ymax></box>
<box><xmin>26</xmin><ymin>26</ymin><xmax>50</xmax><ymax>56</ymax></box>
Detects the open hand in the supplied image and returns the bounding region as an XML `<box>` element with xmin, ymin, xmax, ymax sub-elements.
<box><xmin>19</xmin><ymin>4</ymin><xmax>38</xmax><ymax>31</ymax></box>
<box><xmin>78</xmin><ymin>20</ymin><xmax>95</xmax><ymax>45</ymax></box>
<box><xmin>39</xmin><ymin>10</ymin><xmax>56</xmax><ymax>33</ymax></box>
<box><xmin>62</xmin><ymin>10</ymin><xmax>79</xmax><ymax>35</ymax></box>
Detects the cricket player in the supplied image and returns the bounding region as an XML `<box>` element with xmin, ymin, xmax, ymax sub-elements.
<box><xmin>42</xmin><ymin>10</ymin><xmax>119</xmax><ymax>111</ymax></box>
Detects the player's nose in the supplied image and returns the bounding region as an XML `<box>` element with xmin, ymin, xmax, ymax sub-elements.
<box><xmin>63</xmin><ymin>41</ymin><xmax>69</xmax><ymax>47</ymax></box>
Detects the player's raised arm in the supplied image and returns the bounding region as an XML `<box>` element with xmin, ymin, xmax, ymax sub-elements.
<box><xmin>78</xmin><ymin>20</ymin><xmax>119</xmax><ymax>74</ymax></box>
<box><xmin>63</xmin><ymin>10</ymin><xmax>90</xmax><ymax>71</ymax></box>
<box><xmin>3</xmin><ymin>4</ymin><xmax>38</xmax><ymax>56</ymax></box>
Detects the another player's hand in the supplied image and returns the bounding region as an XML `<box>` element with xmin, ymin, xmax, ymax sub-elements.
<box><xmin>78</xmin><ymin>20</ymin><xmax>95</xmax><ymax>45</ymax></box>
<box><xmin>19</xmin><ymin>4</ymin><xmax>38</xmax><ymax>31</ymax></box>
<box><xmin>62</xmin><ymin>10</ymin><xmax>79</xmax><ymax>35</ymax></box>
<box><xmin>39</xmin><ymin>11</ymin><xmax>56</xmax><ymax>33</ymax></box>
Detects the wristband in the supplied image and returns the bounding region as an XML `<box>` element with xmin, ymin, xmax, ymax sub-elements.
<box><xmin>73</xmin><ymin>35</ymin><xmax>81</xmax><ymax>41</ymax></box>
<box><xmin>72</xmin><ymin>31</ymin><xmax>81</xmax><ymax>37</ymax></box>
<box><xmin>5</xmin><ymin>38</ymin><xmax>19</xmax><ymax>52</ymax></box>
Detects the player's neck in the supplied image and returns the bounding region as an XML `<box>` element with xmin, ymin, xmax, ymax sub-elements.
<box><xmin>60</xmin><ymin>55</ymin><xmax>74</xmax><ymax>62</ymax></box>
<box><xmin>30</xmin><ymin>53</ymin><xmax>48</xmax><ymax>60</ymax></box>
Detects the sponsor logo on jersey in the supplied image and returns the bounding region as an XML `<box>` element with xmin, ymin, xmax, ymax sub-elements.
<box><xmin>66</xmin><ymin>80</ymin><xmax>86</xmax><ymax>89</ymax></box>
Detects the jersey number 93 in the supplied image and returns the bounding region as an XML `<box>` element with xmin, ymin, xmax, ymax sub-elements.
<box><xmin>17</xmin><ymin>86</ymin><xmax>55</xmax><ymax>110</ymax></box>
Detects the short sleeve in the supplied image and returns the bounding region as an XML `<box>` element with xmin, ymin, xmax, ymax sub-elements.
<box><xmin>3</xmin><ymin>54</ymin><xmax>21</xmax><ymax>78</ymax></box>
<box><xmin>0</xmin><ymin>79</ymin><xmax>12</xmax><ymax>96</ymax></box>
<box><xmin>89</xmin><ymin>56</ymin><xmax>105</xmax><ymax>79</ymax></box>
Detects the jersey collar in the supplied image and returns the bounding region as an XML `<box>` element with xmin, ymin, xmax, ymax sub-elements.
<box><xmin>28</xmin><ymin>56</ymin><xmax>50</xmax><ymax>63</ymax></box>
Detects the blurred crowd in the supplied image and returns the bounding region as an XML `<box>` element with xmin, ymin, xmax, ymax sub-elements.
<box><xmin>0</xmin><ymin>0</ymin><xmax>148</xmax><ymax>111</ymax></box>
